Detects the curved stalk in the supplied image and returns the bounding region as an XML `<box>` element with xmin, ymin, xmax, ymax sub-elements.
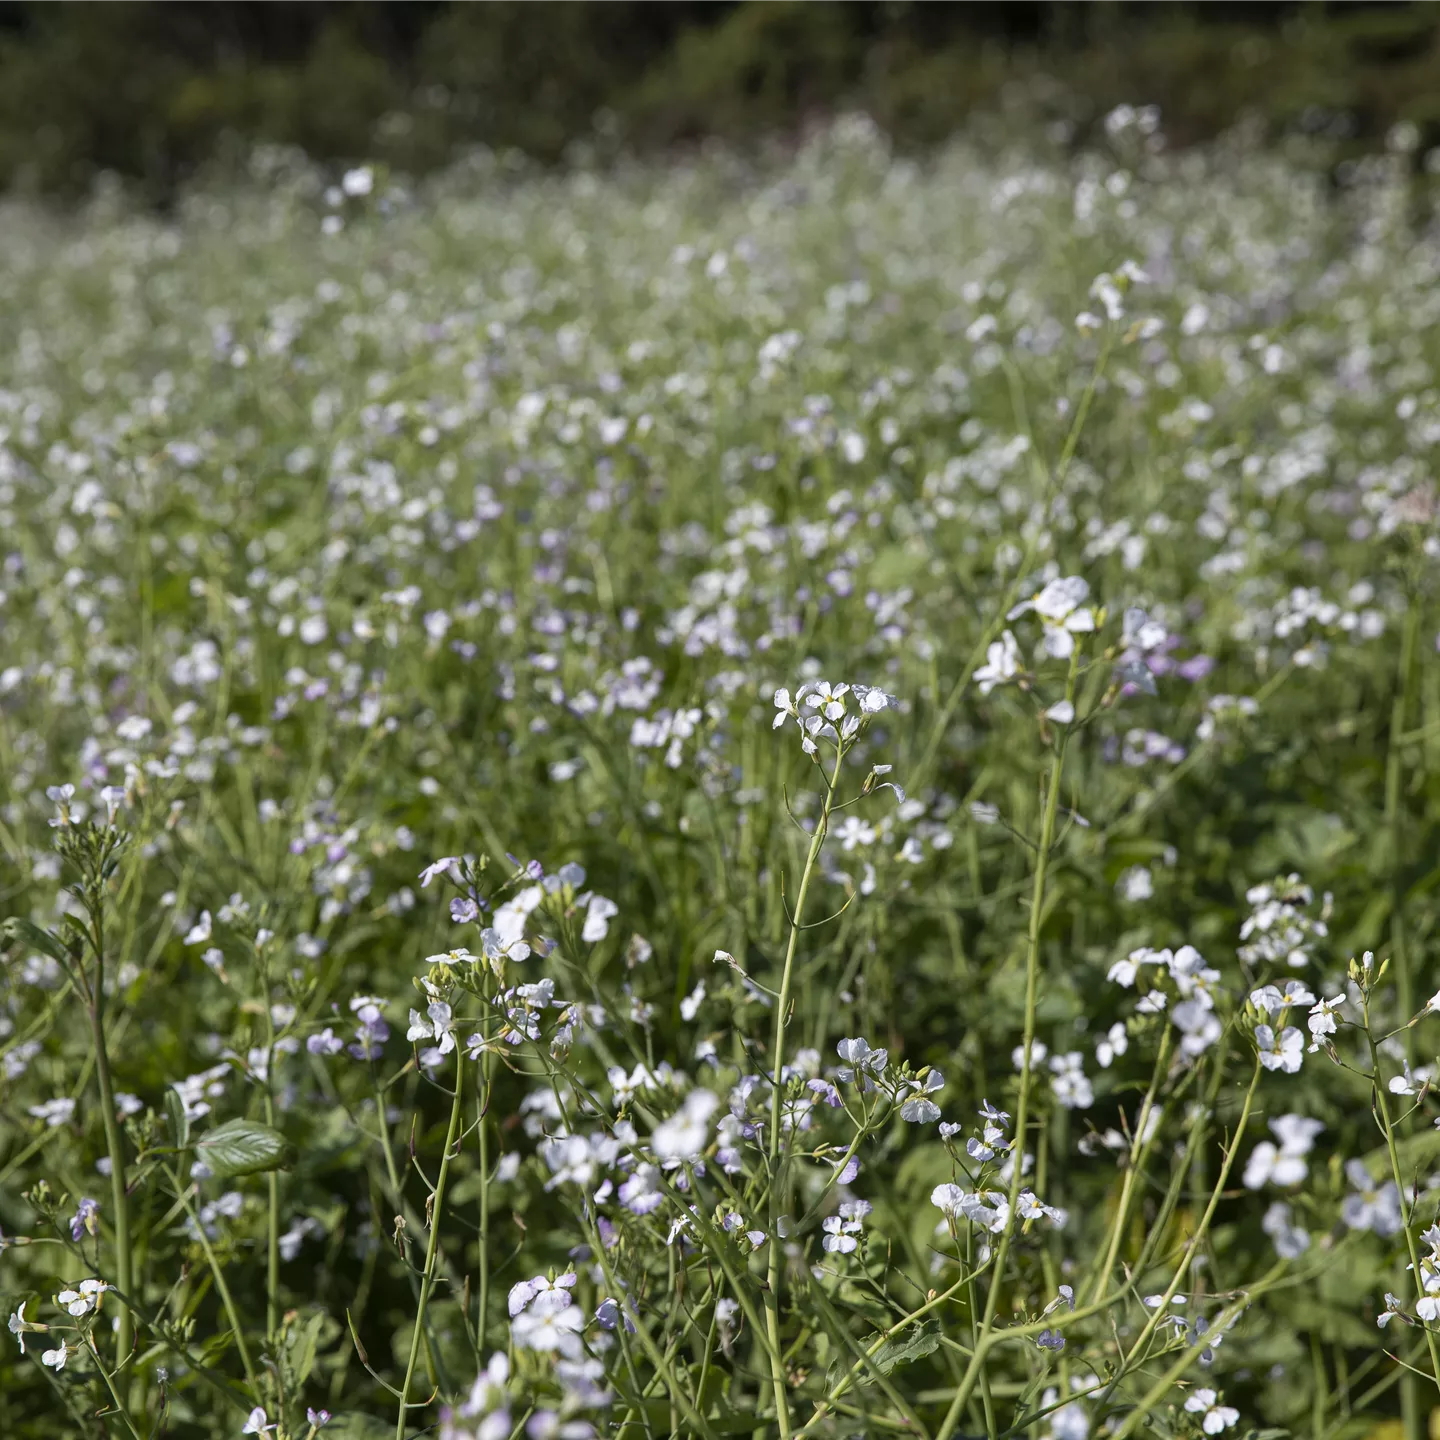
<box><xmin>87</xmin><ymin>893</ymin><xmax>135</xmax><ymax>1376</ymax></box>
<box><xmin>936</xmin><ymin>650</ymin><xmax>1078</xmax><ymax>1440</ymax></box>
<box><xmin>763</xmin><ymin>738</ymin><xmax>846</xmax><ymax>1440</ymax></box>
<box><xmin>395</xmin><ymin>1054</ymin><xmax>466</xmax><ymax>1440</ymax></box>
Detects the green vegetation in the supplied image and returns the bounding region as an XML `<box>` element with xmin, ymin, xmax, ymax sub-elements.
<box><xmin>3</xmin><ymin>97</ymin><xmax>1440</xmax><ymax>1440</ymax></box>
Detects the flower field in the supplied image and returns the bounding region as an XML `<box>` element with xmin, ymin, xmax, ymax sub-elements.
<box><xmin>3</xmin><ymin>113</ymin><xmax>1440</xmax><ymax>1438</ymax></box>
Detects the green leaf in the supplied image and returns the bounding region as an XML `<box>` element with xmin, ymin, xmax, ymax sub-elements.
<box><xmin>164</xmin><ymin>1087</ymin><xmax>190</xmax><ymax>1150</ymax></box>
<box><xmin>279</xmin><ymin>1307</ymin><xmax>327</xmax><ymax>1390</ymax></box>
<box><xmin>825</xmin><ymin>1321</ymin><xmax>942</xmax><ymax>1392</ymax></box>
<box><xmin>870</xmin><ymin>1320</ymin><xmax>942</xmax><ymax>1376</ymax></box>
<box><xmin>194</xmin><ymin>1118</ymin><xmax>296</xmax><ymax>1178</ymax></box>
<box><xmin>0</xmin><ymin>917</ymin><xmax>71</xmax><ymax>964</ymax></box>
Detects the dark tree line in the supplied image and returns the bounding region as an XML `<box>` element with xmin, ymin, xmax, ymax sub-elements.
<box><xmin>0</xmin><ymin>2</ymin><xmax>1436</xmax><ymax>197</ymax></box>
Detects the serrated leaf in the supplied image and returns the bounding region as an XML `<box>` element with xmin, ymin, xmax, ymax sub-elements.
<box><xmin>870</xmin><ymin>1319</ymin><xmax>941</xmax><ymax>1375</ymax></box>
<box><xmin>195</xmin><ymin>1118</ymin><xmax>296</xmax><ymax>1178</ymax></box>
<box><xmin>825</xmin><ymin>1320</ymin><xmax>942</xmax><ymax>1390</ymax></box>
<box><xmin>0</xmin><ymin>917</ymin><xmax>71</xmax><ymax>963</ymax></box>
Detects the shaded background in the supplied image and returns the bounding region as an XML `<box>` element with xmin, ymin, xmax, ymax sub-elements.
<box><xmin>2</xmin><ymin>1</ymin><xmax>1439</xmax><ymax>197</ymax></box>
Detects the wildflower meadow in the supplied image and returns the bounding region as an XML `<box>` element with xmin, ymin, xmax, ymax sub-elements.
<box><xmin>5</xmin><ymin>111</ymin><xmax>1440</xmax><ymax>1440</ymax></box>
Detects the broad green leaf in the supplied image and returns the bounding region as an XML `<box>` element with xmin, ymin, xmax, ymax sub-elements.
<box><xmin>195</xmin><ymin>1118</ymin><xmax>296</xmax><ymax>1178</ymax></box>
<box><xmin>825</xmin><ymin>1320</ymin><xmax>942</xmax><ymax>1391</ymax></box>
<box><xmin>870</xmin><ymin>1319</ymin><xmax>942</xmax><ymax>1375</ymax></box>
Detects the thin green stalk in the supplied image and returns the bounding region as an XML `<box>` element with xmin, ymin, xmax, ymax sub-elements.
<box><xmin>260</xmin><ymin>966</ymin><xmax>281</xmax><ymax>1342</ymax></box>
<box><xmin>914</xmin><ymin>335</ymin><xmax>1111</xmax><ymax>791</ymax></box>
<box><xmin>763</xmin><ymin>738</ymin><xmax>846</xmax><ymax>1440</ymax></box>
<box><xmin>1386</xmin><ymin>600</ymin><xmax>1421</xmax><ymax>1051</ymax></box>
<box><xmin>793</xmin><ymin>1273</ymin><xmax>971</xmax><ymax>1434</ymax></box>
<box><xmin>1086</xmin><ymin>1027</ymin><xmax>1172</xmax><ymax>1305</ymax></box>
<box><xmin>83</xmin><ymin>1334</ymin><xmax>145</xmax><ymax>1440</ymax></box>
<box><xmin>171</xmin><ymin>1169</ymin><xmax>259</xmax><ymax>1392</ymax></box>
<box><xmin>935</xmin><ymin>649</ymin><xmax>1078</xmax><ymax>1440</ymax></box>
<box><xmin>1094</xmin><ymin>1056</ymin><xmax>1264</xmax><ymax>1418</ymax></box>
<box><xmin>1370</xmin><ymin>1025</ymin><xmax>1440</xmax><ymax>1392</ymax></box>
<box><xmin>476</xmin><ymin>1044</ymin><xmax>493</xmax><ymax>1355</ymax></box>
<box><xmin>395</xmin><ymin>1053</ymin><xmax>467</xmax><ymax>1440</ymax></box>
<box><xmin>1107</xmin><ymin>1265</ymin><xmax>1286</xmax><ymax>1440</ymax></box>
<box><xmin>365</xmin><ymin>1067</ymin><xmax>445</xmax><ymax>1391</ymax></box>
<box><xmin>584</xmin><ymin>1210</ymin><xmax>718</xmax><ymax>1440</ymax></box>
<box><xmin>87</xmin><ymin>896</ymin><xmax>135</xmax><ymax>1376</ymax></box>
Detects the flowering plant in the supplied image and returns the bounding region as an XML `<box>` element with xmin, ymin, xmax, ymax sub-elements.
<box><xmin>2</xmin><ymin>106</ymin><xmax>1440</xmax><ymax>1440</ymax></box>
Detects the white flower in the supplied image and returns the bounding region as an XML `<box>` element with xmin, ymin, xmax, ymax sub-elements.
<box><xmin>41</xmin><ymin>1344</ymin><xmax>69</xmax><ymax>1370</ymax></box>
<box><xmin>418</xmin><ymin>856</ymin><xmax>462</xmax><ymax>888</ymax></box>
<box><xmin>581</xmin><ymin>895</ymin><xmax>618</xmax><ymax>944</ymax></box>
<box><xmin>799</xmin><ymin>680</ymin><xmax>849</xmax><ymax>721</ymax></box>
<box><xmin>1008</xmin><ymin>576</ymin><xmax>1096</xmax><ymax>658</ymax></box>
<box><xmin>1044</xmin><ymin>700</ymin><xmax>1075</xmax><ymax>724</ymax></box>
<box><xmin>1184</xmin><ymin>1389</ymin><xmax>1240</xmax><ymax>1434</ymax></box>
<box><xmin>1341</xmin><ymin>1159</ymin><xmax>1403</xmax><ymax>1236</ymax></box>
<box><xmin>184</xmin><ymin>910</ymin><xmax>212</xmax><ymax>945</ymax></box>
<box><xmin>407</xmin><ymin>1001</ymin><xmax>455</xmax><ymax>1055</ymax></box>
<box><xmin>1255</xmin><ymin>1024</ymin><xmax>1304</xmax><ymax>1074</ymax></box>
<box><xmin>1388</xmin><ymin>1062</ymin><xmax>1430</xmax><ymax>1097</ymax></box>
<box><xmin>1261</xmin><ymin>1201</ymin><xmax>1311</xmax><ymax>1259</ymax></box>
<box><xmin>508</xmin><ymin>1273</ymin><xmax>577</xmax><ymax>1317</ymax></box>
<box><xmin>56</xmin><ymin>1279</ymin><xmax>108</xmax><ymax>1317</ymax></box>
<box><xmin>931</xmin><ymin>1183</ymin><xmax>968</xmax><ymax>1218</ymax></box>
<box><xmin>652</xmin><ymin>1089</ymin><xmax>719</xmax><ymax>1161</ymax></box>
<box><xmin>1048</xmin><ymin>1052</ymin><xmax>1093</xmax><ymax>1109</ymax></box>
<box><xmin>835</xmin><ymin>816</ymin><xmax>875</xmax><ymax>851</ymax></box>
<box><xmin>853</xmin><ymin>685</ymin><xmax>895</xmax><ymax>714</ymax></box>
<box><xmin>1244</xmin><ymin>1142</ymin><xmax>1304</xmax><ymax>1190</ymax></box>
<box><xmin>900</xmin><ymin>1069</ymin><xmax>944</xmax><ymax>1123</ymax></box>
<box><xmin>1116</xmin><ymin>865</ymin><xmax>1153</xmax><ymax>902</ymax></box>
<box><xmin>511</xmin><ymin>1298</ymin><xmax>585</xmax><ymax>1358</ymax></box>
<box><xmin>29</xmin><ymin>1096</ymin><xmax>76</xmax><ymax>1128</ymax></box>
<box><xmin>679</xmin><ymin>981</ymin><xmax>706</xmax><ymax>1022</ymax></box>
<box><xmin>1304</xmin><ymin>994</ymin><xmax>1344</xmax><ymax>1050</ymax></box>
<box><xmin>1107</xmin><ymin>956</ymin><xmax>1140</xmax><ymax>987</ymax></box>
<box><xmin>341</xmin><ymin>166</ymin><xmax>374</xmax><ymax>198</ymax></box>
<box><xmin>975</xmin><ymin>630</ymin><xmax>1021</xmax><ymax>694</ymax></box>
<box><xmin>1095</xmin><ymin>1022</ymin><xmax>1127</xmax><ymax>1068</ymax></box>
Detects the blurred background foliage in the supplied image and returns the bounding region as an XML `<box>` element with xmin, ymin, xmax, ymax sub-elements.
<box><xmin>4</xmin><ymin>1</ymin><xmax>1440</xmax><ymax>198</ymax></box>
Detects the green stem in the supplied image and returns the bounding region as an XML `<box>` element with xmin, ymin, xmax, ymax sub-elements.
<box><xmin>395</xmin><ymin>1052</ymin><xmax>467</xmax><ymax>1440</ymax></box>
<box><xmin>367</xmin><ymin>1067</ymin><xmax>445</xmax><ymax>1390</ymax></box>
<box><xmin>83</xmin><ymin>1334</ymin><xmax>145</xmax><ymax>1440</ymax></box>
<box><xmin>1371</xmin><ymin>1024</ymin><xmax>1440</xmax><ymax>1392</ymax></box>
<box><xmin>1107</xmin><ymin>1264</ymin><xmax>1286</xmax><ymax>1440</ymax></box>
<box><xmin>935</xmin><ymin>649</ymin><xmax>1078</xmax><ymax>1440</ymax></box>
<box><xmin>172</xmin><ymin>1170</ymin><xmax>259</xmax><ymax>1392</ymax></box>
<box><xmin>88</xmin><ymin>899</ymin><xmax>135</xmax><ymax>1376</ymax></box>
<box><xmin>763</xmin><ymin>738</ymin><xmax>845</xmax><ymax>1440</ymax></box>
<box><xmin>261</xmin><ymin>976</ymin><xmax>281</xmax><ymax>1342</ymax></box>
<box><xmin>1386</xmin><ymin>601</ymin><xmax>1421</xmax><ymax>1050</ymax></box>
<box><xmin>1087</xmin><ymin>1027</ymin><xmax>1172</xmax><ymax>1304</ymax></box>
<box><xmin>476</xmin><ymin>979</ymin><xmax>495</xmax><ymax>1355</ymax></box>
<box><xmin>1095</xmin><ymin>1056</ymin><xmax>1263</xmax><ymax>1419</ymax></box>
